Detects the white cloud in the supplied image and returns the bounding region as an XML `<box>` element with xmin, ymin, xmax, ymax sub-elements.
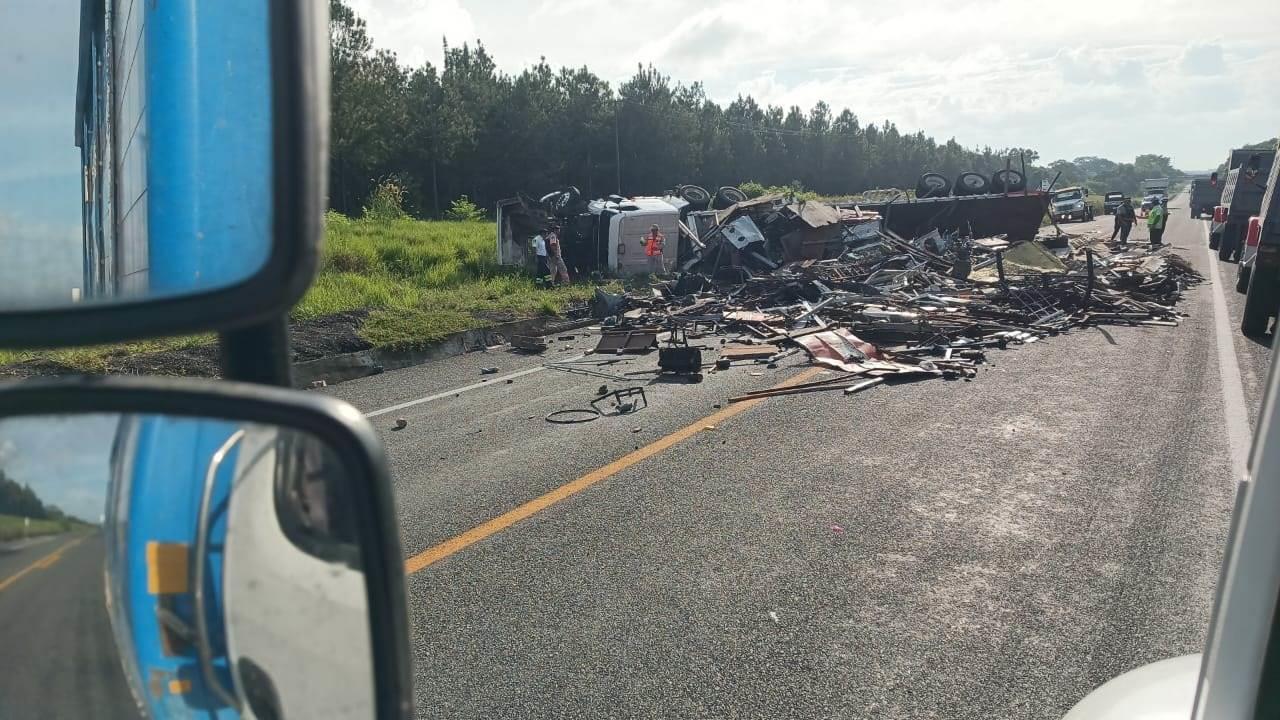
<box><xmin>345</xmin><ymin>0</ymin><xmax>477</xmax><ymax>69</ymax></box>
<box><xmin>353</xmin><ymin>0</ymin><xmax>1280</xmax><ymax>169</ymax></box>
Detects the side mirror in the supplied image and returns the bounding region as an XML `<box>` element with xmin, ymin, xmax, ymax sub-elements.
<box><xmin>0</xmin><ymin>0</ymin><xmax>327</xmax><ymax>347</ymax></box>
<box><xmin>0</xmin><ymin>377</ymin><xmax>410</xmax><ymax>719</ymax></box>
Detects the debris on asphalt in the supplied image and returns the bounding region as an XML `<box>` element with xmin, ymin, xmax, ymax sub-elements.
<box><xmin>394</xmin><ymin>417</ymin><xmax>408</xmax><ymax>430</ymax></box>
<box><xmin>480</xmin><ymin>367</ymin><xmax>499</xmax><ymax>375</ymax></box>
<box><xmin>569</xmin><ymin>200</ymin><xmax>1201</xmax><ymax>402</ymax></box>
<box><xmin>511</xmin><ymin>335</ymin><xmax>548</xmax><ymax>353</ymax></box>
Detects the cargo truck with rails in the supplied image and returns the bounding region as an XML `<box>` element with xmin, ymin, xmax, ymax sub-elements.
<box><xmin>1216</xmin><ymin>148</ymin><xmax>1276</xmax><ymax>262</ymax></box>
<box><xmin>1240</xmin><ymin>150</ymin><xmax>1280</xmax><ymax>335</ymax></box>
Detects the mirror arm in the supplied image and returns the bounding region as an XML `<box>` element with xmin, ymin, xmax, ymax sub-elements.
<box><xmin>194</xmin><ymin>429</ymin><xmax>247</xmax><ymax>712</ymax></box>
<box><xmin>156</xmin><ymin>605</ymin><xmax>196</xmax><ymax>646</ymax></box>
<box><xmin>218</xmin><ymin>316</ymin><xmax>293</xmax><ymax>387</ymax></box>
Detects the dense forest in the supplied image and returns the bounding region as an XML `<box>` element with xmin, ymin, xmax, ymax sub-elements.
<box><xmin>328</xmin><ymin>0</ymin><xmax>1180</xmax><ymax>218</ymax></box>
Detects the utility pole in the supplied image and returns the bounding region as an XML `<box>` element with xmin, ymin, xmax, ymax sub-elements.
<box><xmin>614</xmin><ymin>100</ymin><xmax>622</xmax><ymax>195</ymax></box>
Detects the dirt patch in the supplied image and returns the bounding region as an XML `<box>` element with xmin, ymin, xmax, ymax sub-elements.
<box><xmin>0</xmin><ymin>310</ymin><xmax>374</xmax><ymax>379</ymax></box>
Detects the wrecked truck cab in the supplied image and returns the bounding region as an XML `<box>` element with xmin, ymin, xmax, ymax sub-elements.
<box><xmin>497</xmin><ymin>193</ymin><xmax>685</xmax><ymax>277</ymax></box>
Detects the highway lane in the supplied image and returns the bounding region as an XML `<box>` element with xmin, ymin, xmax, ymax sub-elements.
<box><xmin>324</xmin><ymin>202</ymin><xmax>1259</xmax><ymax>718</ymax></box>
<box><xmin>0</xmin><ymin>531</ymin><xmax>139</xmax><ymax>719</ymax></box>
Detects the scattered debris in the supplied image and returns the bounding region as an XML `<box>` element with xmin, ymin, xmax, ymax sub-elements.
<box><xmin>545</xmin><ymin>408</ymin><xmax>602</xmax><ymax>424</ymax></box>
<box><xmin>393</xmin><ymin>417</ymin><xmax>408</xmax><ymax>430</ymax></box>
<box><xmin>591</xmin><ymin>387</ymin><xmax>648</xmax><ymax>416</ymax></box>
<box><xmin>309</xmin><ymin>379</ymin><xmax>327</xmax><ymax>389</ymax></box>
<box><xmin>511</xmin><ymin>335</ymin><xmax>548</xmax><ymax>353</ymax></box>
<box><xmin>480</xmin><ymin>367</ymin><xmax>499</xmax><ymax>375</ymax></box>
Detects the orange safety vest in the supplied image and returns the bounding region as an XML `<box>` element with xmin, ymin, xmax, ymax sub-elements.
<box><xmin>644</xmin><ymin>232</ymin><xmax>664</xmax><ymax>257</ymax></box>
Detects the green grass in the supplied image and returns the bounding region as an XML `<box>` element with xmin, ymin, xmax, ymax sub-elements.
<box><xmin>0</xmin><ymin>514</ymin><xmax>74</xmax><ymax>542</ymax></box>
<box><xmin>1</xmin><ymin>214</ymin><xmax>608</xmax><ymax>370</ymax></box>
<box><xmin>302</xmin><ymin>213</ymin><xmax>605</xmax><ymax>350</ymax></box>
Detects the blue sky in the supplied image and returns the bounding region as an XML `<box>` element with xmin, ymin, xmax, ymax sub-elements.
<box><xmin>0</xmin><ymin>0</ymin><xmax>83</xmax><ymax>307</ymax></box>
<box><xmin>0</xmin><ymin>415</ymin><xmax>118</xmax><ymax>523</ymax></box>
<box><xmin>349</xmin><ymin>0</ymin><xmax>1280</xmax><ymax>171</ymax></box>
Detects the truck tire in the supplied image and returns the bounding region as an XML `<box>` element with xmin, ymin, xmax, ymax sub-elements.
<box><xmin>954</xmin><ymin>172</ymin><xmax>989</xmax><ymax>196</ymax></box>
<box><xmin>990</xmin><ymin>169</ymin><xmax>1027</xmax><ymax>193</ymax></box>
<box><xmin>713</xmin><ymin>185</ymin><xmax>748</xmax><ymax>209</ymax></box>
<box><xmin>1237</xmin><ymin>264</ymin><xmax>1252</xmax><ymax>294</ymax></box>
<box><xmin>1219</xmin><ymin>227</ymin><xmax>1238</xmax><ymax>261</ymax></box>
<box><xmin>678</xmin><ymin>185</ymin><xmax>711</xmax><ymax>210</ymax></box>
<box><xmin>915</xmin><ymin>172</ymin><xmax>951</xmax><ymax>198</ymax></box>
<box><xmin>1209</xmin><ymin>231</ymin><xmax>1220</xmax><ymax>250</ymax></box>
<box><xmin>1241</xmin><ymin>266</ymin><xmax>1275</xmax><ymax>336</ymax></box>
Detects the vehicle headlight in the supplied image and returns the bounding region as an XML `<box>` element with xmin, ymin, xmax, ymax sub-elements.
<box><xmin>1073</xmin><ymin>201</ymin><xmax>1085</xmax><ymax>210</ymax></box>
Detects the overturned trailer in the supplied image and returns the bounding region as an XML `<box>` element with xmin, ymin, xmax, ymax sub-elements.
<box><xmin>842</xmin><ymin>190</ymin><xmax>1052</xmax><ymax>243</ymax></box>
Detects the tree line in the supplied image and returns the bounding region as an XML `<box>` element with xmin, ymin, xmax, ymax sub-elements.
<box><xmin>328</xmin><ymin>0</ymin><xmax>1177</xmax><ymax>219</ymax></box>
<box><xmin>0</xmin><ymin>469</ymin><xmax>78</xmax><ymax>524</ymax></box>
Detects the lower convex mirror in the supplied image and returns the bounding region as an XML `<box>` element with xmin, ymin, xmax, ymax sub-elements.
<box><xmin>0</xmin><ymin>412</ymin><xmax>379</xmax><ymax>719</ymax></box>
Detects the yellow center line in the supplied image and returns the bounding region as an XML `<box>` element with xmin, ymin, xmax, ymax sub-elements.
<box><xmin>404</xmin><ymin>366</ymin><xmax>825</xmax><ymax>574</ymax></box>
<box><xmin>0</xmin><ymin>535</ymin><xmax>88</xmax><ymax>593</ymax></box>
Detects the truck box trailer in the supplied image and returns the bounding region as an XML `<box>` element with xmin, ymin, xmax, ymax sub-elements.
<box><xmin>1217</xmin><ymin>149</ymin><xmax>1276</xmax><ymax>262</ymax></box>
<box><xmin>1189</xmin><ymin>176</ymin><xmax>1223</xmax><ymax>218</ymax></box>
<box><xmin>1240</xmin><ymin>144</ymin><xmax>1280</xmax><ymax>335</ymax></box>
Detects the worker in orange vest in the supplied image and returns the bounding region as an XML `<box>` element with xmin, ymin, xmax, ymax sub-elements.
<box><xmin>644</xmin><ymin>224</ymin><xmax>666</xmax><ymax>275</ymax></box>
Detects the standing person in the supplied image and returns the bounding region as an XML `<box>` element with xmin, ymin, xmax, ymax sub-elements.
<box><xmin>1112</xmin><ymin>198</ymin><xmax>1136</xmax><ymax>247</ymax></box>
<box><xmin>1147</xmin><ymin>197</ymin><xmax>1167</xmax><ymax>248</ymax></box>
<box><xmin>643</xmin><ymin>224</ymin><xmax>666</xmax><ymax>275</ymax></box>
<box><xmin>531</xmin><ymin>231</ymin><xmax>549</xmax><ymax>280</ymax></box>
<box><xmin>545</xmin><ymin>224</ymin><xmax>570</xmax><ymax>285</ymax></box>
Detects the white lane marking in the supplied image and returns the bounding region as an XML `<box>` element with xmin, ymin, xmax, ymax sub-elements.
<box><xmin>364</xmin><ymin>356</ymin><xmax>584</xmax><ymax>418</ymax></box>
<box><xmin>1202</xmin><ymin>221</ymin><xmax>1252</xmax><ymax>482</ymax></box>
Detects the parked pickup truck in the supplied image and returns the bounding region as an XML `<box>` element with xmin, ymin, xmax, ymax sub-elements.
<box><xmin>1050</xmin><ymin>186</ymin><xmax>1093</xmax><ymax>222</ymax></box>
<box><xmin>1240</xmin><ymin>148</ymin><xmax>1280</xmax><ymax>334</ymax></box>
<box><xmin>1189</xmin><ymin>175</ymin><xmax>1222</xmax><ymax>218</ymax></box>
<box><xmin>1102</xmin><ymin>191</ymin><xmax>1128</xmax><ymax>215</ymax></box>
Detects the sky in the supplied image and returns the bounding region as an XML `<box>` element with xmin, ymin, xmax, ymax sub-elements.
<box><xmin>0</xmin><ymin>415</ymin><xmax>118</xmax><ymax>523</ymax></box>
<box><xmin>347</xmin><ymin>0</ymin><xmax>1280</xmax><ymax>171</ymax></box>
<box><xmin>0</xmin><ymin>0</ymin><xmax>84</xmax><ymax>307</ymax></box>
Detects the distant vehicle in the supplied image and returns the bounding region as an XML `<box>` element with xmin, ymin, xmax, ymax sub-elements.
<box><xmin>1240</xmin><ymin>151</ymin><xmax>1280</xmax><ymax>335</ymax></box>
<box><xmin>1189</xmin><ymin>175</ymin><xmax>1223</xmax><ymax>218</ymax></box>
<box><xmin>1141</xmin><ymin>177</ymin><xmax>1170</xmax><ymax>199</ymax></box>
<box><xmin>1217</xmin><ymin>149</ymin><xmax>1277</xmax><ymax>262</ymax></box>
<box><xmin>1050</xmin><ymin>186</ymin><xmax>1093</xmax><ymax>222</ymax></box>
<box><xmin>1140</xmin><ymin>195</ymin><xmax>1160</xmax><ymax>216</ymax></box>
<box><xmin>1102</xmin><ymin>192</ymin><xmax>1128</xmax><ymax>215</ymax></box>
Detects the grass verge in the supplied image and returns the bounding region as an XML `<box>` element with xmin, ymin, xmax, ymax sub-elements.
<box><xmin>0</xmin><ymin>514</ymin><xmax>75</xmax><ymax>542</ymax></box>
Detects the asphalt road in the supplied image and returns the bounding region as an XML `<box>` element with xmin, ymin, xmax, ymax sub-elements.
<box><xmin>0</xmin><ymin>531</ymin><xmax>139</xmax><ymax>719</ymax></box>
<box><xmin>322</xmin><ymin>196</ymin><xmax>1267</xmax><ymax>719</ymax></box>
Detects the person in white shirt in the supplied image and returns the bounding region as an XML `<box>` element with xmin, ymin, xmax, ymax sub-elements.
<box><xmin>531</xmin><ymin>232</ymin><xmax>549</xmax><ymax>279</ymax></box>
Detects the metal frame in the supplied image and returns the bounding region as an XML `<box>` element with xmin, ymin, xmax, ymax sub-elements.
<box><xmin>0</xmin><ymin>376</ymin><xmax>411</xmax><ymax>720</ymax></box>
<box><xmin>0</xmin><ymin>0</ymin><xmax>328</xmax><ymax>348</ymax></box>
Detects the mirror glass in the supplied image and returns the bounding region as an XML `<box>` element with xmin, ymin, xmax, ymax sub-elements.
<box><xmin>0</xmin><ymin>0</ymin><xmax>272</xmax><ymax>311</ymax></box>
<box><xmin>0</xmin><ymin>413</ymin><xmax>374</xmax><ymax>719</ymax></box>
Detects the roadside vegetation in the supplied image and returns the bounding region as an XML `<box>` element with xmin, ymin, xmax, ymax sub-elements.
<box><xmin>0</xmin><ymin>183</ymin><xmax>603</xmax><ymax>371</ymax></box>
<box><xmin>0</xmin><ymin>514</ymin><xmax>80</xmax><ymax>542</ymax></box>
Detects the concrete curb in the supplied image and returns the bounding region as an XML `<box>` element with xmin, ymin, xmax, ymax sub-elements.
<box><xmin>292</xmin><ymin>316</ymin><xmax>596</xmax><ymax>388</ymax></box>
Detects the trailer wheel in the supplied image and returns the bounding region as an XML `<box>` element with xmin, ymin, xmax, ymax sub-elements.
<box><xmin>915</xmin><ymin>172</ymin><xmax>951</xmax><ymax>198</ymax></box>
<box><xmin>990</xmin><ymin>169</ymin><xmax>1027</xmax><ymax>193</ymax></box>
<box><xmin>1237</xmin><ymin>264</ymin><xmax>1252</xmax><ymax>294</ymax></box>
<box><xmin>954</xmin><ymin>172</ymin><xmax>989</xmax><ymax>196</ymax></box>
<box><xmin>713</xmin><ymin>185</ymin><xmax>748</xmax><ymax>209</ymax></box>
<box><xmin>1218</xmin><ymin>227</ymin><xmax>1238</xmax><ymax>261</ymax></box>
<box><xmin>1241</xmin><ymin>266</ymin><xmax>1275</xmax><ymax>336</ymax></box>
<box><xmin>678</xmin><ymin>185</ymin><xmax>711</xmax><ymax>210</ymax></box>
